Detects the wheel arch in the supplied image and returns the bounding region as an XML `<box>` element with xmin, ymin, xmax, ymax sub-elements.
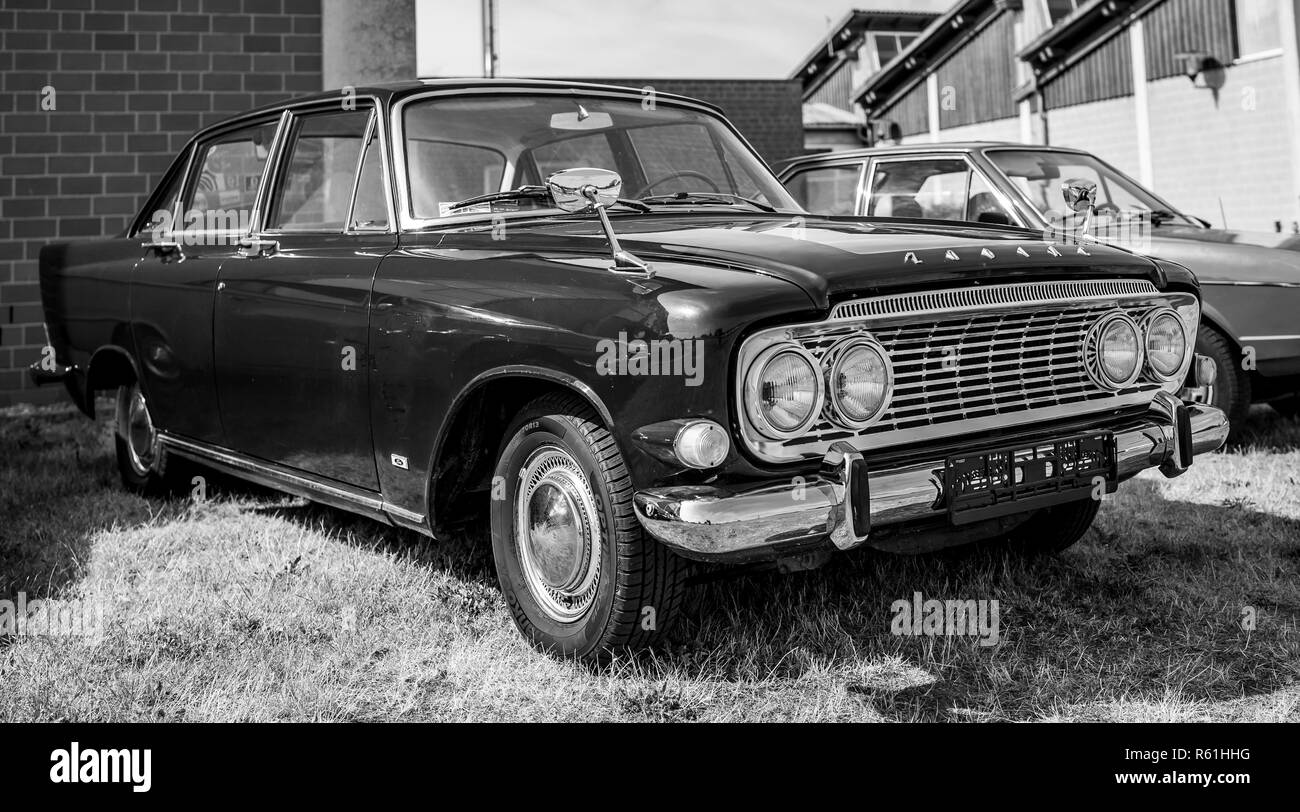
<box><xmin>424</xmin><ymin>365</ymin><xmax>616</xmax><ymax>535</ymax></box>
<box><xmin>82</xmin><ymin>345</ymin><xmax>142</xmax><ymax>418</ymax></box>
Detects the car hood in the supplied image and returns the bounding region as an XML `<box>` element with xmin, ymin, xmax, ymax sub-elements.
<box><xmin>1135</xmin><ymin>224</ymin><xmax>1300</xmax><ymax>285</ymax></box>
<box><xmin>457</xmin><ymin>214</ymin><xmax>1174</xmax><ymax>309</ymax></box>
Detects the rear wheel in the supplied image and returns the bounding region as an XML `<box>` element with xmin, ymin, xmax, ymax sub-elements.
<box><xmin>1195</xmin><ymin>325</ymin><xmax>1251</xmax><ymax>425</ymax></box>
<box><xmin>1003</xmin><ymin>497</ymin><xmax>1100</xmax><ymax>555</ymax></box>
<box><xmin>489</xmin><ymin>392</ymin><xmax>689</xmax><ymax>659</ymax></box>
<box><xmin>114</xmin><ymin>383</ymin><xmax>188</xmax><ymax>496</ymax></box>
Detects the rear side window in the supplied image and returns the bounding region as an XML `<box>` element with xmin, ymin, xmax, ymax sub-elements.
<box><xmin>268</xmin><ymin>109</ymin><xmax>373</xmax><ymax>232</ymax></box>
<box><xmin>184</xmin><ymin>120</ymin><xmax>278</xmax><ymax>239</ymax></box>
<box><xmin>784</xmin><ymin>163</ymin><xmax>863</xmax><ymax>215</ymax></box>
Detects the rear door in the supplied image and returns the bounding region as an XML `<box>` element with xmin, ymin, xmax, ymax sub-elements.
<box><xmin>212</xmin><ymin>103</ymin><xmax>394</xmax><ymax>490</ymax></box>
<box><xmin>131</xmin><ymin>116</ymin><xmax>281</xmax><ymax>444</ymax></box>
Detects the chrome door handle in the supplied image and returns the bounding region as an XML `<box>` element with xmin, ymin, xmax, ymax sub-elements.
<box><xmin>236</xmin><ymin>238</ymin><xmax>279</xmax><ymax>258</ymax></box>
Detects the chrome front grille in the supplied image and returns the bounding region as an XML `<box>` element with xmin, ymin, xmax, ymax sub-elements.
<box><xmin>736</xmin><ymin>279</ymin><xmax>1195</xmax><ymax>463</ymax></box>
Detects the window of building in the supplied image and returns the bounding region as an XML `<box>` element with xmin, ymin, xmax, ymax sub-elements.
<box><xmin>1043</xmin><ymin>0</ymin><xmax>1084</xmax><ymax>25</ymax></box>
<box><xmin>1236</xmin><ymin>0</ymin><xmax>1281</xmax><ymax>57</ymax></box>
<box><xmin>868</xmin><ymin>32</ymin><xmax>918</xmax><ymax>72</ymax></box>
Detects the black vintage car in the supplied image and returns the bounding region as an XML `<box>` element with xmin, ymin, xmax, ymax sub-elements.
<box><xmin>33</xmin><ymin>80</ymin><xmax>1227</xmax><ymax>659</ymax></box>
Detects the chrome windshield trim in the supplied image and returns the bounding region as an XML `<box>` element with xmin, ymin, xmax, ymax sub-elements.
<box><xmin>388</xmin><ymin>85</ymin><xmax>787</xmax><ymax>233</ymax></box>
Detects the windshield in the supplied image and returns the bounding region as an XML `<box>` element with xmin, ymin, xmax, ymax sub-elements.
<box><xmin>401</xmin><ymin>94</ymin><xmax>798</xmax><ymax>220</ymax></box>
<box><xmin>987</xmin><ymin>149</ymin><xmax>1198</xmax><ymax>228</ymax></box>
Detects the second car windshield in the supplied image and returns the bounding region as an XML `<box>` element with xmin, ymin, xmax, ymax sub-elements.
<box><xmin>401</xmin><ymin>94</ymin><xmax>798</xmax><ymax>220</ymax></box>
<box><xmin>987</xmin><ymin>149</ymin><xmax>1197</xmax><ymax>227</ymax></box>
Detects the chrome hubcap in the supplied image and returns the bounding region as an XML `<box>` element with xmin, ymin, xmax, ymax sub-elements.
<box><xmin>118</xmin><ymin>385</ymin><xmax>158</xmax><ymax>477</ymax></box>
<box><xmin>515</xmin><ymin>445</ymin><xmax>601</xmax><ymax>622</ymax></box>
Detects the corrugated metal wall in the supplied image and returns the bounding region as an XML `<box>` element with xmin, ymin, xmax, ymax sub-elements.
<box><xmin>1143</xmin><ymin>0</ymin><xmax>1236</xmax><ymax>80</ymax></box>
<box><xmin>878</xmin><ymin>81</ymin><xmax>930</xmax><ymax>136</ymax></box>
<box><xmin>936</xmin><ymin>14</ymin><xmax>1018</xmax><ymax>127</ymax></box>
<box><xmin>808</xmin><ymin>66</ymin><xmax>854</xmax><ymax>110</ymax></box>
<box><xmin>1043</xmin><ymin>27</ymin><xmax>1133</xmax><ymax>109</ymax></box>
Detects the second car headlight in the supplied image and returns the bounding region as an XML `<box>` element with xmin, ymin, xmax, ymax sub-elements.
<box><xmin>744</xmin><ymin>344</ymin><xmax>823</xmax><ymax>439</ymax></box>
<box><xmin>1143</xmin><ymin>308</ymin><xmax>1188</xmax><ymax>381</ymax></box>
<box><xmin>826</xmin><ymin>338</ymin><xmax>893</xmax><ymax>428</ymax></box>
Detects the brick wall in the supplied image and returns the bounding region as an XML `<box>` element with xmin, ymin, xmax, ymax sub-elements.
<box><xmin>0</xmin><ymin>0</ymin><xmax>323</xmax><ymax>407</ymax></box>
<box><xmin>580</xmin><ymin>78</ymin><xmax>805</xmax><ymax>165</ymax></box>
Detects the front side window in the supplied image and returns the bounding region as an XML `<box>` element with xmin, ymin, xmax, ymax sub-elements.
<box><xmin>784</xmin><ymin>163</ymin><xmax>863</xmax><ymax>215</ymax></box>
<box><xmin>987</xmin><ymin>149</ymin><xmax>1196</xmax><ymax>227</ymax></box>
<box><xmin>184</xmin><ymin>120</ymin><xmax>277</xmax><ymax>241</ymax></box>
<box><xmin>268</xmin><ymin>109</ymin><xmax>373</xmax><ymax>232</ymax></box>
<box><xmin>401</xmin><ymin>94</ymin><xmax>798</xmax><ymax>221</ymax></box>
<box><xmin>865</xmin><ymin>158</ymin><xmax>1015</xmax><ymax>224</ymax></box>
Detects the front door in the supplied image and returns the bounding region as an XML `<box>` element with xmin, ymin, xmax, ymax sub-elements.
<box><xmin>213</xmin><ymin>105</ymin><xmax>394</xmax><ymax>490</ymax></box>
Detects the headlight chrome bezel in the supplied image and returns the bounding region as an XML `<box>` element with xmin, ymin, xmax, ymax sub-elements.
<box><xmin>823</xmin><ymin>336</ymin><xmax>894</xmax><ymax>430</ymax></box>
<box><xmin>742</xmin><ymin>342</ymin><xmax>825</xmax><ymax>440</ymax></box>
<box><xmin>1141</xmin><ymin>306</ymin><xmax>1189</xmax><ymax>383</ymax></box>
<box><xmin>1085</xmin><ymin>311</ymin><xmax>1145</xmax><ymax>390</ymax></box>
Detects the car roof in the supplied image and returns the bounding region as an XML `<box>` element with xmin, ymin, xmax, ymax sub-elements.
<box><xmin>225</xmin><ymin>78</ymin><xmax>723</xmax><ymax>127</ymax></box>
<box><xmin>774</xmin><ymin>142</ymin><xmax>1090</xmax><ymax>172</ymax></box>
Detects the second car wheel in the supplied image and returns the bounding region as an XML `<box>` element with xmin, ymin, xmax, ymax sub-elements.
<box><xmin>1195</xmin><ymin>325</ymin><xmax>1251</xmax><ymax>426</ymax></box>
<box><xmin>489</xmin><ymin>392</ymin><xmax>690</xmax><ymax>659</ymax></box>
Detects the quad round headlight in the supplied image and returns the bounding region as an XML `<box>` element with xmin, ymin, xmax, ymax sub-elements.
<box><xmin>1085</xmin><ymin>312</ymin><xmax>1144</xmax><ymax>390</ymax></box>
<box><xmin>1143</xmin><ymin>308</ymin><xmax>1188</xmax><ymax>381</ymax></box>
<box><xmin>744</xmin><ymin>344</ymin><xmax>823</xmax><ymax>439</ymax></box>
<box><xmin>825</xmin><ymin>337</ymin><xmax>893</xmax><ymax>428</ymax></box>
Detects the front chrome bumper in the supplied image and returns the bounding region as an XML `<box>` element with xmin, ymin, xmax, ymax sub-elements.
<box><xmin>633</xmin><ymin>393</ymin><xmax>1229</xmax><ymax>560</ymax></box>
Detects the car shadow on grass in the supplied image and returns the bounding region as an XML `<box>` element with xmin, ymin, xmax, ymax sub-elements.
<box><xmin>0</xmin><ymin>406</ymin><xmax>193</xmax><ymax>600</ymax></box>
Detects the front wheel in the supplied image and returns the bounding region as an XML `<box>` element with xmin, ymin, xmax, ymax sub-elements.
<box><xmin>1002</xmin><ymin>497</ymin><xmax>1100</xmax><ymax>555</ymax></box>
<box><xmin>489</xmin><ymin>393</ymin><xmax>689</xmax><ymax>659</ymax></box>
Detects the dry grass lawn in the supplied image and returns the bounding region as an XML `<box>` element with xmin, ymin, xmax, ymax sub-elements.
<box><xmin>1</xmin><ymin>401</ymin><xmax>1297</xmax><ymax>722</ymax></box>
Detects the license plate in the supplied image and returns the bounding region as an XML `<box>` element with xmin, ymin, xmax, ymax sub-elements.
<box><xmin>944</xmin><ymin>432</ymin><xmax>1116</xmax><ymax>525</ymax></box>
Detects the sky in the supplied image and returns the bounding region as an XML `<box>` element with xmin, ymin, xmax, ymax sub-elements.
<box><xmin>415</xmin><ymin>0</ymin><xmax>952</xmax><ymax>79</ymax></box>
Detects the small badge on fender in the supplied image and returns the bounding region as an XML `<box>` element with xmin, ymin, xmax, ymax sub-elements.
<box><xmin>944</xmin><ymin>250</ymin><xmax>960</xmax><ymax>261</ymax></box>
<box><xmin>1015</xmin><ymin>246</ymin><xmax>1029</xmax><ymax>257</ymax></box>
<box><xmin>980</xmin><ymin>248</ymin><xmax>995</xmax><ymax>259</ymax></box>
<box><xmin>390</xmin><ymin>454</ymin><xmax>409</xmax><ymax>470</ymax></box>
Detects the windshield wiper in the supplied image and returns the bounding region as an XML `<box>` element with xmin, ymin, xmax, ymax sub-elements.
<box><xmin>1148</xmin><ymin>208</ymin><xmax>1181</xmax><ymax>226</ymax></box>
<box><xmin>448</xmin><ymin>186</ymin><xmax>651</xmax><ymax>214</ymax></box>
<box><xmin>637</xmin><ymin>192</ymin><xmax>777</xmax><ymax>213</ymax></box>
<box><xmin>447</xmin><ymin>185</ymin><xmax>550</xmax><ymax>211</ymax></box>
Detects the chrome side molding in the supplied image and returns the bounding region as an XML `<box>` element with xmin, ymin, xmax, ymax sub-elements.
<box><xmin>159</xmin><ymin>433</ymin><xmax>428</xmax><ymax>532</ymax></box>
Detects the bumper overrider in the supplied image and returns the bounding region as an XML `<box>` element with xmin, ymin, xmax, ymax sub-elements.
<box><xmin>633</xmin><ymin>392</ymin><xmax>1229</xmax><ymax>560</ymax></box>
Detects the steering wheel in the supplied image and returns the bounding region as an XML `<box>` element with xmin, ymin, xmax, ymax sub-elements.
<box><xmin>634</xmin><ymin>170</ymin><xmax>721</xmax><ymax>197</ymax></box>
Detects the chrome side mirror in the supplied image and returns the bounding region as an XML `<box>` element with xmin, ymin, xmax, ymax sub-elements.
<box><xmin>1062</xmin><ymin>177</ymin><xmax>1097</xmax><ymax>236</ymax></box>
<box><xmin>546</xmin><ymin>168</ymin><xmax>652</xmax><ymax>276</ymax></box>
<box><xmin>547</xmin><ymin>167</ymin><xmax>622</xmax><ymax>213</ymax></box>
